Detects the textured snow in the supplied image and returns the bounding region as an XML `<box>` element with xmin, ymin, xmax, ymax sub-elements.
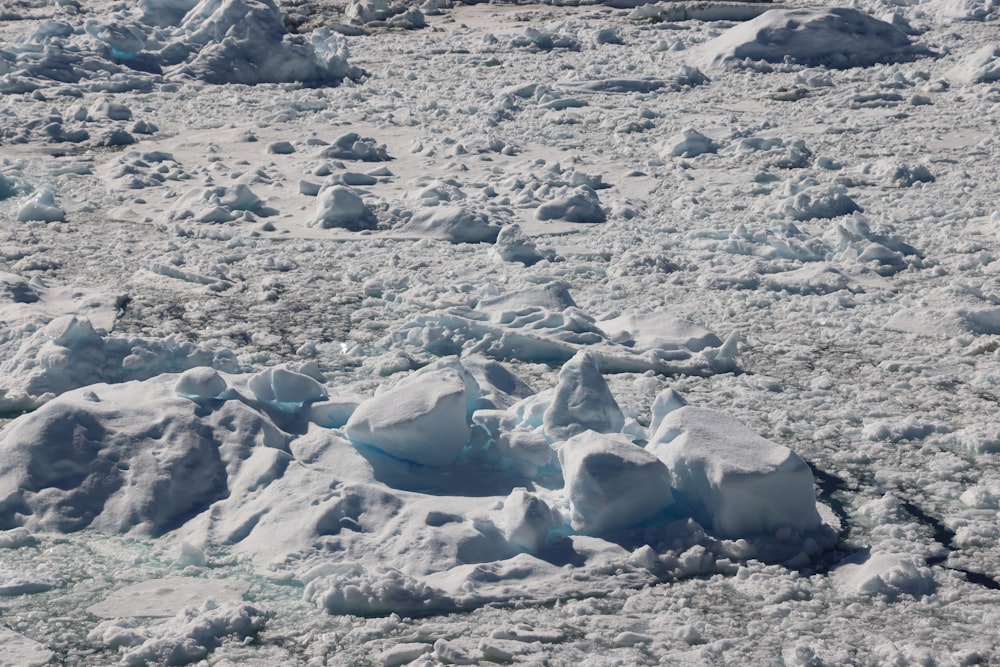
<box><xmin>0</xmin><ymin>0</ymin><xmax>999</xmax><ymax>662</ymax></box>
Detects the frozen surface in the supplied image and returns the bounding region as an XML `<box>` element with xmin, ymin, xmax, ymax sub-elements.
<box><xmin>0</xmin><ymin>0</ymin><xmax>999</xmax><ymax>663</ymax></box>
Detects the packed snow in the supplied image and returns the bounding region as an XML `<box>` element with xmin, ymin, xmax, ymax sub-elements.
<box><xmin>0</xmin><ymin>0</ymin><xmax>999</xmax><ymax>663</ymax></box>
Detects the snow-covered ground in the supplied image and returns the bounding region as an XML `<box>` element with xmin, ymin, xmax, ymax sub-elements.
<box><xmin>1</xmin><ymin>0</ymin><xmax>1000</xmax><ymax>664</ymax></box>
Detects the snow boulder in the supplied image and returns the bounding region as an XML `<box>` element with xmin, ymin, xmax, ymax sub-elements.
<box><xmin>345</xmin><ymin>360</ymin><xmax>480</xmax><ymax>466</ymax></box>
<box><xmin>559</xmin><ymin>432</ymin><xmax>674</xmax><ymax>535</ymax></box>
<box><xmin>695</xmin><ymin>8</ymin><xmax>930</xmax><ymax>70</ymax></box>
<box><xmin>311</xmin><ymin>186</ymin><xmax>377</xmax><ymax>231</ymax></box>
<box><xmin>543</xmin><ymin>351</ymin><xmax>625</xmax><ymax>441</ymax></box>
<box><xmin>648</xmin><ymin>406</ymin><xmax>821</xmax><ymax>538</ymax></box>
<box><xmin>399</xmin><ymin>206</ymin><xmax>502</xmax><ymax>244</ymax></box>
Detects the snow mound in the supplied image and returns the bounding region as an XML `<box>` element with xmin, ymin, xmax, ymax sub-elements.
<box><xmin>921</xmin><ymin>0</ymin><xmax>1000</xmax><ymax>22</ymax></box>
<box><xmin>0</xmin><ymin>314</ymin><xmax>238</xmax><ymax>413</ymax></box>
<box><xmin>777</xmin><ymin>181</ymin><xmax>861</xmax><ymax>221</ymax></box>
<box><xmin>535</xmin><ymin>186</ymin><xmax>607</xmax><ymax>223</ymax></box>
<box><xmin>833</xmin><ymin>550</ymin><xmax>936</xmax><ymax>601</ymax></box>
<box><xmin>694</xmin><ymin>8</ymin><xmax>930</xmax><ymax>70</ymax></box>
<box><xmin>391</xmin><ymin>283</ymin><xmax>738</xmax><ymax>376</ymax></box>
<box><xmin>663</xmin><ymin>128</ymin><xmax>717</xmax><ymax>158</ymax></box>
<box><xmin>559</xmin><ymin>432</ymin><xmax>674</xmax><ymax>535</ymax></box>
<box><xmin>886</xmin><ymin>281</ymin><xmax>1000</xmax><ymax>336</ymax></box>
<box><xmin>648</xmin><ymin>406</ymin><xmax>821</xmax><ymax>538</ymax></box>
<box><xmin>0</xmin><ymin>378</ymin><xmax>287</xmax><ymax>534</ymax></box>
<box><xmin>400</xmin><ymin>206</ymin><xmax>502</xmax><ymax>243</ymax></box>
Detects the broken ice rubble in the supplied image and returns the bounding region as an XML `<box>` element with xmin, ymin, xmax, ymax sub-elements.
<box><xmin>0</xmin><ymin>350</ymin><xmax>833</xmax><ymax>614</ymax></box>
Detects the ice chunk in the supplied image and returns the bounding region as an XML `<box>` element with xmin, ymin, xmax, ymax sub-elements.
<box><xmin>497</xmin><ymin>488</ymin><xmax>560</xmax><ymax>552</ymax></box>
<box><xmin>380</xmin><ymin>643</ymin><xmax>433</xmax><ymax>667</ymax></box>
<box><xmin>599</xmin><ymin>312</ymin><xmax>723</xmax><ymax>353</ymax></box>
<box><xmin>16</xmin><ymin>187</ymin><xmax>65</xmax><ymax>223</ymax></box>
<box><xmin>535</xmin><ymin>185</ymin><xmax>606</xmax><ymax>223</ymax></box>
<box><xmin>778</xmin><ymin>184</ymin><xmax>860</xmax><ymax>221</ymax></box>
<box><xmin>248</xmin><ymin>367</ymin><xmax>327</xmax><ymax>406</ymax></box>
<box><xmin>950</xmin><ymin>44</ymin><xmax>1000</xmax><ymax>84</ymax></box>
<box><xmin>86</xmin><ymin>577</ymin><xmax>250</xmax><ymax>618</ymax></box>
<box><xmin>0</xmin><ymin>627</ymin><xmax>53</xmax><ymax>667</ymax></box>
<box><xmin>492</xmin><ymin>223</ymin><xmax>549</xmax><ymax>265</ymax></box>
<box><xmin>311</xmin><ymin>185</ymin><xmax>377</xmax><ymax>231</ymax></box>
<box><xmin>345</xmin><ymin>364</ymin><xmax>479</xmax><ymax>466</ymax></box>
<box><xmin>308</xmin><ymin>396</ymin><xmax>362</xmax><ymax>428</ymax></box>
<box><xmin>649</xmin><ymin>388</ymin><xmax>687</xmax><ymax>436</ymax></box>
<box><xmin>304</xmin><ymin>564</ymin><xmax>451</xmax><ymax>615</ymax></box>
<box><xmin>663</xmin><ymin>128</ymin><xmax>717</xmax><ymax>158</ymax></box>
<box><xmin>558</xmin><ymin>431</ymin><xmax>674</xmax><ymax>535</ymax></box>
<box><xmin>88</xmin><ymin>599</ymin><xmax>266</xmax><ymax>665</ymax></box>
<box><xmin>175</xmin><ymin>366</ymin><xmax>228</xmax><ymax>400</ymax></box>
<box><xmin>399</xmin><ymin>206</ymin><xmax>501</xmax><ymax>243</ymax></box>
<box><xmin>833</xmin><ymin>550</ymin><xmax>936</xmax><ymax>601</ymax></box>
<box><xmin>321</xmin><ymin>133</ymin><xmax>391</xmax><ymax>161</ymax></box>
<box><xmin>695</xmin><ymin>8</ymin><xmax>930</xmax><ymax>70</ymax></box>
<box><xmin>648</xmin><ymin>406</ymin><xmax>820</xmax><ymax>537</ymax></box>
<box><xmin>543</xmin><ymin>351</ymin><xmax>624</xmax><ymax>441</ymax></box>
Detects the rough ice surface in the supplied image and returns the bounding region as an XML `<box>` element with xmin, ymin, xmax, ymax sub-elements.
<box><xmin>1</xmin><ymin>0</ymin><xmax>999</xmax><ymax>662</ymax></box>
<box><xmin>648</xmin><ymin>406</ymin><xmax>821</xmax><ymax>538</ymax></box>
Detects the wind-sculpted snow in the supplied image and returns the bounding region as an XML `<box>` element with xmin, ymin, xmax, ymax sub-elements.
<box><xmin>0</xmin><ymin>356</ymin><xmax>834</xmax><ymax>615</ymax></box>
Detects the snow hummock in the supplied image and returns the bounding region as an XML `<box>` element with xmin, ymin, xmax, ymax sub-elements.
<box><xmin>694</xmin><ymin>8</ymin><xmax>931</xmax><ymax>70</ymax></box>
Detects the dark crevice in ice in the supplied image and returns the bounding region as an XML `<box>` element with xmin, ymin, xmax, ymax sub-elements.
<box><xmin>901</xmin><ymin>501</ymin><xmax>1000</xmax><ymax>591</ymax></box>
<box><xmin>808</xmin><ymin>462</ymin><xmax>851</xmax><ymax>540</ymax></box>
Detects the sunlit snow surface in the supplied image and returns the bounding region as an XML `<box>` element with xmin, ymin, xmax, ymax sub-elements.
<box><xmin>1</xmin><ymin>0</ymin><xmax>1000</xmax><ymax>663</ymax></box>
